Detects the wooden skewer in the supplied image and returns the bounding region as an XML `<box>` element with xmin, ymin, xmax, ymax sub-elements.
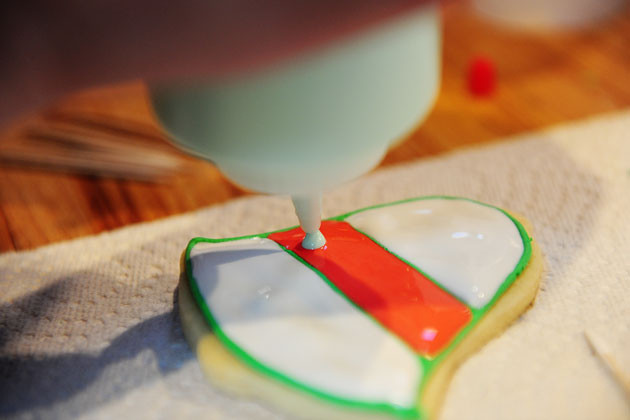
<box><xmin>42</xmin><ymin>109</ymin><xmax>167</xmax><ymax>144</ymax></box>
<box><xmin>0</xmin><ymin>114</ymin><xmax>191</xmax><ymax>181</ymax></box>
<box><xmin>584</xmin><ymin>330</ymin><xmax>630</xmax><ymax>399</ymax></box>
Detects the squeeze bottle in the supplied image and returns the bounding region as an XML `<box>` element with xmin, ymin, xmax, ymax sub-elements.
<box><xmin>150</xmin><ymin>3</ymin><xmax>440</xmax><ymax>248</ymax></box>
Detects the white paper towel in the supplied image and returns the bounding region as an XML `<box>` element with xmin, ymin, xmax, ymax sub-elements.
<box><xmin>1</xmin><ymin>111</ymin><xmax>629</xmax><ymax>420</ymax></box>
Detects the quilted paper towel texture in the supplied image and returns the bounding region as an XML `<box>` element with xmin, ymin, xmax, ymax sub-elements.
<box><xmin>1</xmin><ymin>111</ymin><xmax>629</xmax><ymax>420</ymax></box>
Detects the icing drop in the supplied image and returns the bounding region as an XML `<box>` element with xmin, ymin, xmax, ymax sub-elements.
<box><xmin>269</xmin><ymin>221</ymin><xmax>471</xmax><ymax>357</ymax></box>
<box><xmin>346</xmin><ymin>198</ymin><xmax>525</xmax><ymax>308</ymax></box>
<box><xmin>302</xmin><ymin>230</ymin><xmax>326</xmax><ymax>250</ymax></box>
<box><xmin>292</xmin><ymin>193</ymin><xmax>326</xmax><ymax>249</ymax></box>
<box><xmin>189</xmin><ymin>237</ymin><xmax>422</xmax><ymax>409</ymax></box>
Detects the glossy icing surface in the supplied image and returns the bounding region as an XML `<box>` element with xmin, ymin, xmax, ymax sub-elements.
<box><xmin>185</xmin><ymin>196</ymin><xmax>532</xmax><ymax>418</ymax></box>
<box><xmin>346</xmin><ymin>199</ymin><xmax>525</xmax><ymax>308</ymax></box>
<box><xmin>269</xmin><ymin>221</ymin><xmax>471</xmax><ymax>357</ymax></box>
<box><xmin>189</xmin><ymin>237</ymin><xmax>422</xmax><ymax>409</ymax></box>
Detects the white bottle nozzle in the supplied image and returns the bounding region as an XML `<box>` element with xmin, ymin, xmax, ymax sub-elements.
<box><xmin>291</xmin><ymin>193</ymin><xmax>326</xmax><ymax>250</ymax></box>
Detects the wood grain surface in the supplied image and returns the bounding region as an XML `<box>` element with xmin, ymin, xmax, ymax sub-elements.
<box><xmin>1</xmin><ymin>2</ymin><xmax>629</xmax><ymax>252</ymax></box>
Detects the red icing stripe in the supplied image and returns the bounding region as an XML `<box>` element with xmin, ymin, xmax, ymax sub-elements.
<box><xmin>268</xmin><ymin>221</ymin><xmax>472</xmax><ymax>357</ymax></box>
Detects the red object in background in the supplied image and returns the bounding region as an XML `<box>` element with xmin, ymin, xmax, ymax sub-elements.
<box><xmin>468</xmin><ymin>56</ymin><xmax>496</xmax><ymax>96</ymax></box>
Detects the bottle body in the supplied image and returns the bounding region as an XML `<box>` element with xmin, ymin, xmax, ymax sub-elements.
<box><xmin>150</xmin><ymin>3</ymin><xmax>441</xmax><ymax>196</ymax></box>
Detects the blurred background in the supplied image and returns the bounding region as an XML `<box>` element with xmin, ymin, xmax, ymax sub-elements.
<box><xmin>0</xmin><ymin>0</ymin><xmax>629</xmax><ymax>252</ymax></box>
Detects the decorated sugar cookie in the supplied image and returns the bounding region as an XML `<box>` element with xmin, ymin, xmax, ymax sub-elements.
<box><xmin>178</xmin><ymin>196</ymin><xmax>543</xmax><ymax>419</ymax></box>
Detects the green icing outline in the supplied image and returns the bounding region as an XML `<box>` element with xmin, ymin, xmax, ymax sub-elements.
<box><xmin>186</xmin><ymin>236</ymin><xmax>422</xmax><ymax>419</ymax></box>
<box><xmin>184</xmin><ymin>196</ymin><xmax>532</xmax><ymax>419</ymax></box>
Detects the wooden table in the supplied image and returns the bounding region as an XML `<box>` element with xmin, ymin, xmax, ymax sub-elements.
<box><xmin>1</xmin><ymin>2</ymin><xmax>629</xmax><ymax>252</ymax></box>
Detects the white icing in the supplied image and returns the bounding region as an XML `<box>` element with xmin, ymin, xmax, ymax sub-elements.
<box><xmin>190</xmin><ymin>238</ymin><xmax>421</xmax><ymax>408</ymax></box>
<box><xmin>345</xmin><ymin>198</ymin><xmax>524</xmax><ymax>308</ymax></box>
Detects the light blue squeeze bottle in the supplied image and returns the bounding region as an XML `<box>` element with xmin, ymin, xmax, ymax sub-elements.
<box><xmin>150</xmin><ymin>4</ymin><xmax>440</xmax><ymax>249</ymax></box>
